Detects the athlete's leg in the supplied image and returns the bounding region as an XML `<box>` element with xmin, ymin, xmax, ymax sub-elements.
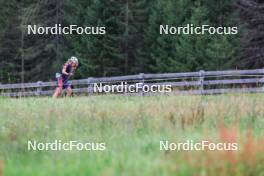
<box><xmin>53</xmin><ymin>87</ymin><xmax>62</xmax><ymax>98</ymax></box>
<box><xmin>66</xmin><ymin>87</ymin><xmax>72</xmax><ymax>97</ymax></box>
<box><xmin>53</xmin><ymin>78</ymin><xmax>63</xmax><ymax>98</ymax></box>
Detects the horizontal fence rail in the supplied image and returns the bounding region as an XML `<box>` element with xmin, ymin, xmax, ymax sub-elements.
<box><xmin>1</xmin><ymin>69</ymin><xmax>264</xmax><ymax>97</ymax></box>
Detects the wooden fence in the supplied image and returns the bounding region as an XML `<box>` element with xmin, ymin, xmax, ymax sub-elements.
<box><xmin>1</xmin><ymin>68</ymin><xmax>264</xmax><ymax>97</ymax></box>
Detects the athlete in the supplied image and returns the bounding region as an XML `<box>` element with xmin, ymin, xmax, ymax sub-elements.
<box><xmin>53</xmin><ymin>56</ymin><xmax>79</xmax><ymax>98</ymax></box>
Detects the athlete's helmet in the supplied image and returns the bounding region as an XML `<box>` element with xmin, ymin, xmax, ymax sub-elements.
<box><xmin>69</xmin><ymin>56</ymin><xmax>78</xmax><ymax>65</ymax></box>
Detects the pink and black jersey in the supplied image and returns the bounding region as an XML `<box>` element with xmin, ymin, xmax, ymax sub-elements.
<box><xmin>61</xmin><ymin>62</ymin><xmax>73</xmax><ymax>80</ymax></box>
<box><xmin>56</xmin><ymin>62</ymin><xmax>72</xmax><ymax>89</ymax></box>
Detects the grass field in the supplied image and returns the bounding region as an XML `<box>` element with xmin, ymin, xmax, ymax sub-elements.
<box><xmin>0</xmin><ymin>94</ymin><xmax>264</xmax><ymax>176</ymax></box>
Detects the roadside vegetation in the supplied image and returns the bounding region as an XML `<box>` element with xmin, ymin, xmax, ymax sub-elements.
<box><xmin>0</xmin><ymin>94</ymin><xmax>264</xmax><ymax>176</ymax></box>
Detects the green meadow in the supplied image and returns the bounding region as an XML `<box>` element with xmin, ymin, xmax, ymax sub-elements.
<box><xmin>0</xmin><ymin>95</ymin><xmax>264</xmax><ymax>176</ymax></box>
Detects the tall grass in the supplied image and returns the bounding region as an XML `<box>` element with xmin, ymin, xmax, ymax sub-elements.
<box><xmin>0</xmin><ymin>94</ymin><xmax>264</xmax><ymax>176</ymax></box>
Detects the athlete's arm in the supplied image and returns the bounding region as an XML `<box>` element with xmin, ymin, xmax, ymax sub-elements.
<box><xmin>70</xmin><ymin>64</ymin><xmax>77</xmax><ymax>76</ymax></box>
<box><xmin>62</xmin><ymin>63</ymin><xmax>70</xmax><ymax>75</ymax></box>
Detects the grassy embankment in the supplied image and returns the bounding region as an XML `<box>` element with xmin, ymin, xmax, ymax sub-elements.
<box><xmin>0</xmin><ymin>94</ymin><xmax>264</xmax><ymax>176</ymax></box>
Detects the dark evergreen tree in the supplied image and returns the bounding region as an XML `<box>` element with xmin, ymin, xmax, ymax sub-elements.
<box><xmin>236</xmin><ymin>0</ymin><xmax>264</xmax><ymax>69</ymax></box>
<box><xmin>0</xmin><ymin>0</ymin><xmax>25</xmax><ymax>83</ymax></box>
<box><xmin>147</xmin><ymin>0</ymin><xmax>238</xmax><ymax>73</ymax></box>
<box><xmin>76</xmin><ymin>0</ymin><xmax>124</xmax><ymax>77</ymax></box>
<box><xmin>20</xmin><ymin>0</ymin><xmax>72</xmax><ymax>82</ymax></box>
<box><xmin>119</xmin><ymin>0</ymin><xmax>150</xmax><ymax>74</ymax></box>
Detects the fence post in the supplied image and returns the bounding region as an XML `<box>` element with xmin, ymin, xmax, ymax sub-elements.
<box><xmin>87</xmin><ymin>77</ymin><xmax>93</xmax><ymax>95</ymax></box>
<box><xmin>37</xmin><ymin>81</ymin><xmax>42</xmax><ymax>96</ymax></box>
<box><xmin>199</xmin><ymin>70</ymin><xmax>205</xmax><ymax>94</ymax></box>
<box><xmin>139</xmin><ymin>73</ymin><xmax>145</xmax><ymax>96</ymax></box>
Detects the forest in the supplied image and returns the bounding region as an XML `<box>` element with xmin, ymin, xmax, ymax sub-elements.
<box><xmin>0</xmin><ymin>0</ymin><xmax>263</xmax><ymax>83</ymax></box>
